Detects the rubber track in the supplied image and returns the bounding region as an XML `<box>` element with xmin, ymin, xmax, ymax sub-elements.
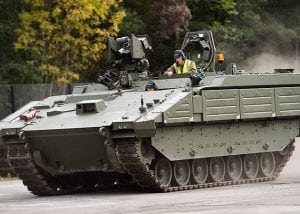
<box><xmin>7</xmin><ymin>140</ymin><xmax>71</xmax><ymax>196</ymax></box>
<box><xmin>115</xmin><ymin>138</ymin><xmax>295</xmax><ymax>192</ymax></box>
<box><xmin>7</xmin><ymin>139</ymin><xmax>117</xmax><ymax>196</ymax></box>
<box><xmin>5</xmin><ymin>136</ymin><xmax>295</xmax><ymax>195</ymax></box>
<box><xmin>0</xmin><ymin>145</ymin><xmax>15</xmax><ymax>177</ymax></box>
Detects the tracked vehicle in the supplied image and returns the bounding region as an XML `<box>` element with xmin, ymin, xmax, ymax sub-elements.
<box><xmin>1</xmin><ymin>31</ymin><xmax>299</xmax><ymax>195</ymax></box>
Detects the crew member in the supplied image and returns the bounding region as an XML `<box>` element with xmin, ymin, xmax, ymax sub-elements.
<box><xmin>145</xmin><ymin>81</ymin><xmax>157</xmax><ymax>91</ymax></box>
<box><xmin>164</xmin><ymin>50</ymin><xmax>196</xmax><ymax>77</ymax></box>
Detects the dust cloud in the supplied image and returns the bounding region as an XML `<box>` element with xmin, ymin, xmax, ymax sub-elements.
<box><xmin>244</xmin><ymin>52</ymin><xmax>300</xmax><ymax>74</ymax></box>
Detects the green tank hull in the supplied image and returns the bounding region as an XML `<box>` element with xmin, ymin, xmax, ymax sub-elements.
<box><xmin>1</xmin><ymin>31</ymin><xmax>299</xmax><ymax>195</ymax></box>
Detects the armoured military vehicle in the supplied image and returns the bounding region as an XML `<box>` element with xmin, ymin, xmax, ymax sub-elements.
<box><xmin>1</xmin><ymin>31</ymin><xmax>299</xmax><ymax>195</ymax></box>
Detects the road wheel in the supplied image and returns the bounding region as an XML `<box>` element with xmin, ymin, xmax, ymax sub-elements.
<box><xmin>226</xmin><ymin>155</ymin><xmax>242</xmax><ymax>181</ymax></box>
<box><xmin>209</xmin><ymin>157</ymin><xmax>225</xmax><ymax>182</ymax></box>
<box><xmin>260</xmin><ymin>152</ymin><xmax>275</xmax><ymax>177</ymax></box>
<box><xmin>191</xmin><ymin>159</ymin><xmax>208</xmax><ymax>184</ymax></box>
<box><xmin>173</xmin><ymin>160</ymin><xmax>190</xmax><ymax>186</ymax></box>
<box><xmin>154</xmin><ymin>158</ymin><xmax>172</xmax><ymax>187</ymax></box>
<box><xmin>243</xmin><ymin>154</ymin><xmax>259</xmax><ymax>179</ymax></box>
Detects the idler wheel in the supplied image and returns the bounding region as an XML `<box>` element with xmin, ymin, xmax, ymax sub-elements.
<box><xmin>226</xmin><ymin>155</ymin><xmax>242</xmax><ymax>181</ymax></box>
<box><xmin>209</xmin><ymin>157</ymin><xmax>225</xmax><ymax>182</ymax></box>
<box><xmin>154</xmin><ymin>158</ymin><xmax>172</xmax><ymax>187</ymax></box>
<box><xmin>173</xmin><ymin>160</ymin><xmax>190</xmax><ymax>186</ymax></box>
<box><xmin>279</xmin><ymin>144</ymin><xmax>290</xmax><ymax>156</ymax></box>
<box><xmin>260</xmin><ymin>152</ymin><xmax>275</xmax><ymax>177</ymax></box>
<box><xmin>243</xmin><ymin>154</ymin><xmax>259</xmax><ymax>179</ymax></box>
<box><xmin>191</xmin><ymin>159</ymin><xmax>208</xmax><ymax>184</ymax></box>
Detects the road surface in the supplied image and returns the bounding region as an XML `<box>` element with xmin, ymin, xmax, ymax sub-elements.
<box><xmin>0</xmin><ymin>139</ymin><xmax>300</xmax><ymax>214</ymax></box>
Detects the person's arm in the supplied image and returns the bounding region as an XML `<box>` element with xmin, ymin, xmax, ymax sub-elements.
<box><xmin>164</xmin><ymin>64</ymin><xmax>176</xmax><ymax>76</ymax></box>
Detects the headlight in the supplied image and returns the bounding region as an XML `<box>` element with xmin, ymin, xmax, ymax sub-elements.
<box><xmin>1</xmin><ymin>128</ymin><xmax>18</xmax><ymax>136</ymax></box>
<box><xmin>112</xmin><ymin>122</ymin><xmax>134</xmax><ymax>130</ymax></box>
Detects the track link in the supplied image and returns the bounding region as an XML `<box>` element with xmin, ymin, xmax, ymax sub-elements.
<box><xmin>7</xmin><ymin>141</ymin><xmax>65</xmax><ymax>196</ymax></box>
<box><xmin>116</xmin><ymin>140</ymin><xmax>167</xmax><ymax>192</ymax></box>
<box><xmin>6</xmin><ymin>138</ymin><xmax>126</xmax><ymax>196</ymax></box>
<box><xmin>5</xmin><ymin>135</ymin><xmax>296</xmax><ymax>195</ymax></box>
<box><xmin>115</xmin><ymin>138</ymin><xmax>295</xmax><ymax>192</ymax></box>
<box><xmin>0</xmin><ymin>145</ymin><xmax>15</xmax><ymax>177</ymax></box>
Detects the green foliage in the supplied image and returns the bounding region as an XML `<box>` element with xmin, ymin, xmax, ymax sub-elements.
<box><xmin>119</xmin><ymin>0</ymin><xmax>192</xmax><ymax>72</ymax></box>
<box><xmin>15</xmin><ymin>0</ymin><xmax>125</xmax><ymax>83</ymax></box>
<box><xmin>210</xmin><ymin>0</ymin><xmax>239</xmax><ymax>16</ymax></box>
<box><xmin>119</xmin><ymin>10</ymin><xmax>146</xmax><ymax>36</ymax></box>
<box><xmin>0</xmin><ymin>1</ymin><xmax>39</xmax><ymax>84</ymax></box>
<box><xmin>0</xmin><ymin>0</ymin><xmax>299</xmax><ymax>83</ymax></box>
<box><xmin>0</xmin><ymin>63</ymin><xmax>40</xmax><ymax>84</ymax></box>
<box><xmin>187</xmin><ymin>0</ymin><xmax>299</xmax><ymax>65</ymax></box>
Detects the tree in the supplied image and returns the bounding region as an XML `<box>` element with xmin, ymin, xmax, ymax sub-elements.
<box><xmin>120</xmin><ymin>0</ymin><xmax>191</xmax><ymax>40</ymax></box>
<box><xmin>15</xmin><ymin>0</ymin><xmax>125</xmax><ymax>84</ymax></box>
<box><xmin>152</xmin><ymin>0</ymin><xmax>191</xmax><ymax>39</ymax></box>
<box><xmin>0</xmin><ymin>0</ymin><xmax>39</xmax><ymax>84</ymax></box>
<box><xmin>119</xmin><ymin>0</ymin><xmax>192</xmax><ymax>73</ymax></box>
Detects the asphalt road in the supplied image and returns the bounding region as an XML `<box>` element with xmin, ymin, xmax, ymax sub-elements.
<box><xmin>0</xmin><ymin>139</ymin><xmax>300</xmax><ymax>214</ymax></box>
